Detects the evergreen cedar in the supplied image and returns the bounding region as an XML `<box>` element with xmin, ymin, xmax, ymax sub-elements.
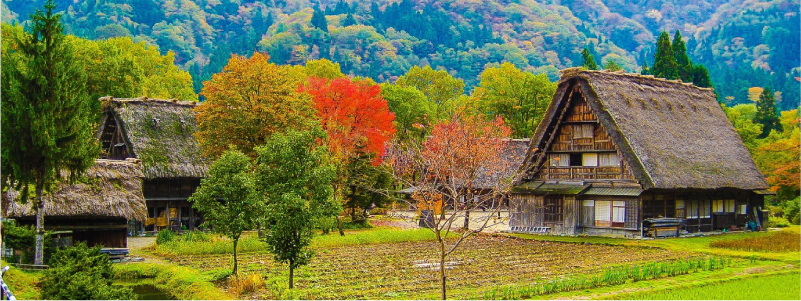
<box><xmin>98</xmin><ymin>97</ymin><xmax>210</xmax><ymax>232</ymax></box>
<box><xmin>2</xmin><ymin>159</ymin><xmax>147</xmax><ymax>248</ymax></box>
<box><xmin>510</xmin><ymin>68</ymin><xmax>770</xmax><ymax>236</ymax></box>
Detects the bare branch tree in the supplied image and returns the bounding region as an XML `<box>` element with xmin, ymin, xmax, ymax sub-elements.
<box><xmin>383</xmin><ymin>114</ymin><xmax>529</xmax><ymax>300</ymax></box>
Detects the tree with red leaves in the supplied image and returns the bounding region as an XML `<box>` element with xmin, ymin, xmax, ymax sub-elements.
<box><xmin>301</xmin><ymin>77</ymin><xmax>396</xmax><ymax>163</ymax></box>
<box><xmin>386</xmin><ymin>114</ymin><xmax>523</xmax><ymax>300</ymax></box>
<box><xmin>301</xmin><ymin>77</ymin><xmax>396</xmax><ymax>234</ymax></box>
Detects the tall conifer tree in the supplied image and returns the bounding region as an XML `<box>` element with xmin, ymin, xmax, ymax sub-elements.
<box><xmin>581</xmin><ymin>48</ymin><xmax>598</xmax><ymax>70</ymax></box>
<box><xmin>1</xmin><ymin>0</ymin><xmax>99</xmax><ymax>264</ymax></box>
<box><xmin>672</xmin><ymin>30</ymin><xmax>693</xmax><ymax>82</ymax></box>
<box><xmin>754</xmin><ymin>87</ymin><xmax>783</xmax><ymax>138</ymax></box>
<box><xmin>311</xmin><ymin>7</ymin><xmax>329</xmax><ymax>32</ymax></box>
<box><xmin>652</xmin><ymin>31</ymin><xmax>679</xmax><ymax>80</ymax></box>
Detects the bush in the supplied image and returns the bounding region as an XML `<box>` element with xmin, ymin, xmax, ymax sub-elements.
<box><xmin>0</xmin><ymin>220</ymin><xmax>57</xmax><ymax>264</ymax></box>
<box><xmin>39</xmin><ymin>243</ymin><xmax>136</xmax><ymax>300</ymax></box>
<box><xmin>782</xmin><ymin>197</ymin><xmax>800</xmax><ymax>225</ymax></box>
<box><xmin>156</xmin><ymin>229</ymin><xmax>175</xmax><ymax>245</ymax></box>
<box><xmin>180</xmin><ymin>230</ymin><xmax>211</xmax><ymax>242</ymax></box>
<box><xmin>769</xmin><ymin>216</ymin><xmax>791</xmax><ymax>228</ymax></box>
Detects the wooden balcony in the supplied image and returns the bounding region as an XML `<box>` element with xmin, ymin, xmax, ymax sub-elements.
<box><xmin>550</xmin><ymin>140</ymin><xmax>616</xmax><ymax>152</ymax></box>
<box><xmin>535</xmin><ymin>166</ymin><xmax>626</xmax><ymax>180</ymax></box>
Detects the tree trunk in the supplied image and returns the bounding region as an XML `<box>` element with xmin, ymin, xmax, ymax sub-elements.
<box><xmin>463</xmin><ymin>210</ymin><xmax>470</xmax><ymax>230</ymax></box>
<box><xmin>336</xmin><ymin>215</ymin><xmax>345</xmax><ymax>236</ymax></box>
<box><xmin>289</xmin><ymin>263</ymin><xmax>295</xmax><ymax>289</ymax></box>
<box><xmin>439</xmin><ymin>240</ymin><xmax>447</xmax><ymax>300</ymax></box>
<box><xmin>232</xmin><ymin>238</ymin><xmax>238</xmax><ymax>275</ymax></box>
<box><xmin>34</xmin><ymin>184</ymin><xmax>45</xmax><ymax>265</ymax></box>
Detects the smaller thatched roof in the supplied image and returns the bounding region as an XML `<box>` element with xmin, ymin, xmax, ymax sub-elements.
<box><xmin>523</xmin><ymin>68</ymin><xmax>768</xmax><ymax>190</ymax></box>
<box><xmin>2</xmin><ymin>158</ymin><xmax>147</xmax><ymax>221</ymax></box>
<box><xmin>100</xmin><ymin>97</ymin><xmax>208</xmax><ymax>179</ymax></box>
<box><xmin>473</xmin><ymin>139</ymin><xmax>530</xmax><ymax>189</ymax></box>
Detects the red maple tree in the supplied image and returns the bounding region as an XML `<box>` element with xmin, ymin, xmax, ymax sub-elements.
<box><xmin>301</xmin><ymin>77</ymin><xmax>396</xmax><ymax>164</ymax></box>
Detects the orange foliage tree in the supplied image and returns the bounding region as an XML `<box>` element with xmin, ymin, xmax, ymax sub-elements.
<box><xmin>300</xmin><ymin>77</ymin><xmax>396</xmax><ymax>163</ymax></box>
<box><xmin>195</xmin><ymin>52</ymin><xmax>315</xmax><ymax>159</ymax></box>
<box><xmin>386</xmin><ymin>114</ymin><xmax>522</xmax><ymax>300</ymax></box>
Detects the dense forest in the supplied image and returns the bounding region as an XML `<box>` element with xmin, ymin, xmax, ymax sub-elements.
<box><xmin>2</xmin><ymin>0</ymin><xmax>798</xmax><ymax>109</ymax></box>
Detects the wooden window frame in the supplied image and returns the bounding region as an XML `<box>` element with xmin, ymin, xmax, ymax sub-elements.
<box><xmin>544</xmin><ymin>196</ymin><xmax>563</xmax><ymax>223</ymax></box>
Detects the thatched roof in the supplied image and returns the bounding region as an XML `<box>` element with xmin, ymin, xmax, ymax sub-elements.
<box><xmin>524</xmin><ymin>68</ymin><xmax>768</xmax><ymax>190</ymax></box>
<box><xmin>473</xmin><ymin>139</ymin><xmax>530</xmax><ymax>189</ymax></box>
<box><xmin>2</xmin><ymin>159</ymin><xmax>147</xmax><ymax>221</ymax></box>
<box><xmin>100</xmin><ymin>97</ymin><xmax>208</xmax><ymax>179</ymax></box>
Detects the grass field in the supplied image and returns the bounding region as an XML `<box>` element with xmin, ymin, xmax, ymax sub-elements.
<box><xmin>160</xmin><ymin>234</ymin><xmax>702</xmax><ymax>299</ymax></box>
<box><xmin>610</xmin><ymin>271</ymin><xmax>801</xmax><ymax>300</ymax></box>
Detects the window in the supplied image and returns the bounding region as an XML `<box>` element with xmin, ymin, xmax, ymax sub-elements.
<box><xmin>573</xmin><ymin>124</ymin><xmax>594</xmax><ymax>138</ymax></box>
<box><xmin>595</xmin><ymin>201</ymin><xmax>611</xmax><ymax>227</ymax></box>
<box><xmin>612</xmin><ymin>201</ymin><xmax>626</xmax><ymax>227</ymax></box>
<box><xmin>725</xmin><ymin>200</ymin><xmax>735</xmax><ymax>212</ymax></box>
<box><xmin>687</xmin><ymin>200</ymin><xmax>698</xmax><ymax>218</ymax></box>
<box><xmin>582</xmin><ymin>200</ymin><xmax>595</xmax><ymax>226</ymax></box>
<box><xmin>582</xmin><ymin>153</ymin><xmax>598</xmax><ymax>166</ymax></box>
<box><xmin>598</xmin><ymin>153</ymin><xmax>621</xmax><ymax>166</ymax></box>
<box><xmin>569</xmin><ymin>153</ymin><xmax>582</xmax><ymax>166</ymax></box>
<box><xmin>675</xmin><ymin>200</ymin><xmax>685</xmax><ymax>217</ymax></box>
<box><xmin>544</xmin><ymin>197</ymin><xmax>563</xmax><ymax>222</ymax></box>
<box><xmin>737</xmin><ymin>204</ymin><xmax>747</xmax><ymax>214</ymax></box>
<box><xmin>713</xmin><ymin>200</ymin><xmax>724</xmax><ymax>213</ymax></box>
<box><xmin>700</xmin><ymin>200</ymin><xmax>711</xmax><ymax>218</ymax></box>
<box><xmin>549</xmin><ymin>154</ymin><xmax>569</xmax><ymax>167</ymax></box>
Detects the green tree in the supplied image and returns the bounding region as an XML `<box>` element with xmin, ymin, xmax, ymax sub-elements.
<box><xmin>189</xmin><ymin>149</ymin><xmax>261</xmax><ymax>276</ymax></box>
<box><xmin>0</xmin><ymin>0</ymin><xmax>99</xmax><ymax>265</ymax></box>
<box><xmin>342</xmin><ymin>152</ymin><xmax>393</xmax><ymax>220</ymax></box>
<box><xmin>396</xmin><ymin>65</ymin><xmax>465</xmax><ymax>120</ymax></box>
<box><xmin>652</xmin><ymin>31</ymin><xmax>679</xmax><ymax>80</ymax></box>
<box><xmin>640</xmin><ymin>60</ymin><xmax>651</xmax><ymax>75</ymax></box>
<box><xmin>311</xmin><ymin>7</ymin><xmax>329</xmax><ymax>32</ymax></box>
<box><xmin>754</xmin><ymin>87</ymin><xmax>783</xmax><ymax>138</ymax></box>
<box><xmin>672</xmin><ymin>30</ymin><xmax>692</xmax><ymax>82</ymax></box>
<box><xmin>691</xmin><ymin>64</ymin><xmax>713</xmax><ymax>88</ymax></box>
<box><xmin>603</xmin><ymin>59</ymin><xmax>623</xmax><ymax>71</ymax></box>
<box><xmin>342</xmin><ymin>13</ymin><xmax>357</xmax><ymax>27</ymax></box>
<box><xmin>380</xmin><ymin>83</ymin><xmax>432</xmax><ymax>142</ymax></box>
<box><xmin>256</xmin><ymin>129</ymin><xmax>338</xmax><ymax>289</ymax></box>
<box><xmin>40</xmin><ymin>243</ymin><xmax>136</xmax><ymax>300</ymax></box>
<box><xmin>581</xmin><ymin>47</ymin><xmax>598</xmax><ymax>70</ymax></box>
<box><xmin>475</xmin><ymin>62</ymin><xmax>556</xmax><ymax>138</ymax></box>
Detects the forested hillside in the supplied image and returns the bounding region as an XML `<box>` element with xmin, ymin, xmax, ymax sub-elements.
<box><xmin>2</xmin><ymin>0</ymin><xmax>798</xmax><ymax>108</ymax></box>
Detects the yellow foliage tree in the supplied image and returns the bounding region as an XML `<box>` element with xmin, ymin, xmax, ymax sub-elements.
<box><xmin>195</xmin><ymin>52</ymin><xmax>316</xmax><ymax>159</ymax></box>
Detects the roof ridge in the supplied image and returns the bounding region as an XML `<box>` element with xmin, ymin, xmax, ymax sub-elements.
<box><xmin>99</xmin><ymin>96</ymin><xmax>198</xmax><ymax>107</ymax></box>
<box><xmin>559</xmin><ymin>68</ymin><xmax>715</xmax><ymax>92</ymax></box>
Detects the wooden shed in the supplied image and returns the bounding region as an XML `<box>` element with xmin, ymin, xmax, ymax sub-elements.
<box><xmin>509</xmin><ymin>68</ymin><xmax>771</xmax><ymax>237</ymax></box>
<box><xmin>97</xmin><ymin>97</ymin><xmax>209</xmax><ymax>232</ymax></box>
<box><xmin>2</xmin><ymin>159</ymin><xmax>147</xmax><ymax>248</ymax></box>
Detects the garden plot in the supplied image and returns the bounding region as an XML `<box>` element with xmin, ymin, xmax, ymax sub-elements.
<box><xmin>161</xmin><ymin>234</ymin><xmax>698</xmax><ymax>299</ymax></box>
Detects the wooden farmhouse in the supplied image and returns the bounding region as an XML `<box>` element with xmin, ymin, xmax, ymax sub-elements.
<box><xmin>509</xmin><ymin>68</ymin><xmax>771</xmax><ymax>237</ymax></box>
<box><xmin>2</xmin><ymin>159</ymin><xmax>147</xmax><ymax>248</ymax></box>
<box><xmin>98</xmin><ymin>97</ymin><xmax>209</xmax><ymax>232</ymax></box>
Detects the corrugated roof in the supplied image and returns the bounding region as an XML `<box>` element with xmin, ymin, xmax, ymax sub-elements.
<box><xmin>753</xmin><ymin>189</ymin><xmax>777</xmax><ymax>195</ymax></box>
<box><xmin>583</xmin><ymin>187</ymin><xmax>643</xmax><ymax>196</ymax></box>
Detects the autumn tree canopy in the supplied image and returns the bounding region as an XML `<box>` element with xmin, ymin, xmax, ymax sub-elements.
<box><xmin>301</xmin><ymin>77</ymin><xmax>396</xmax><ymax>163</ymax></box>
<box><xmin>195</xmin><ymin>52</ymin><xmax>316</xmax><ymax>159</ymax></box>
<box><xmin>474</xmin><ymin>62</ymin><xmax>556</xmax><ymax>138</ymax></box>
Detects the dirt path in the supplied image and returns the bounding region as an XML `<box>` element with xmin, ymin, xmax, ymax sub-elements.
<box><xmin>124</xmin><ymin>237</ymin><xmax>170</xmax><ymax>265</ymax></box>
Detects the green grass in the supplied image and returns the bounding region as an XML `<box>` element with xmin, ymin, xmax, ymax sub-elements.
<box><xmin>154</xmin><ymin>227</ymin><xmax>439</xmax><ymax>256</ymax></box>
<box><xmin>113</xmin><ymin>262</ymin><xmax>233</xmax><ymax>300</ymax></box>
<box><xmin>0</xmin><ymin>261</ymin><xmax>42</xmax><ymax>300</ymax></box>
<box><xmin>612</xmin><ymin>271</ymin><xmax>801</xmax><ymax>300</ymax></box>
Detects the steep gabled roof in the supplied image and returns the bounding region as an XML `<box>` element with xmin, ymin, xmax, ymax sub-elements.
<box><xmin>523</xmin><ymin>68</ymin><xmax>768</xmax><ymax>190</ymax></box>
<box><xmin>2</xmin><ymin>159</ymin><xmax>147</xmax><ymax>221</ymax></box>
<box><xmin>99</xmin><ymin>97</ymin><xmax>208</xmax><ymax>179</ymax></box>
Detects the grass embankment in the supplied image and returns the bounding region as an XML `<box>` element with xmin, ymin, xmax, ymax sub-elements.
<box><xmin>0</xmin><ymin>261</ymin><xmax>42</xmax><ymax>300</ymax></box>
<box><xmin>606</xmin><ymin>270</ymin><xmax>801</xmax><ymax>300</ymax></box>
<box><xmin>113</xmin><ymin>263</ymin><xmax>233</xmax><ymax>300</ymax></box>
<box><xmin>512</xmin><ymin>226</ymin><xmax>801</xmax><ymax>262</ymax></box>
<box><xmin>154</xmin><ymin>227</ymin><xmax>438</xmax><ymax>256</ymax></box>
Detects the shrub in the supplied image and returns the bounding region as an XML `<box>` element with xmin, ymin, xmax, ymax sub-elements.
<box><xmin>227</xmin><ymin>273</ymin><xmax>264</xmax><ymax>297</ymax></box>
<box><xmin>0</xmin><ymin>220</ymin><xmax>57</xmax><ymax>264</ymax></box>
<box><xmin>180</xmin><ymin>230</ymin><xmax>211</xmax><ymax>242</ymax></box>
<box><xmin>156</xmin><ymin>229</ymin><xmax>175</xmax><ymax>245</ymax></box>
<box><xmin>770</xmin><ymin>216</ymin><xmax>791</xmax><ymax>228</ymax></box>
<box><xmin>39</xmin><ymin>243</ymin><xmax>136</xmax><ymax>300</ymax></box>
<box><xmin>783</xmin><ymin>197</ymin><xmax>800</xmax><ymax>225</ymax></box>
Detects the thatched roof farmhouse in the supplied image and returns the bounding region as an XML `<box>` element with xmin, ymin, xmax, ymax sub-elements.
<box><xmin>2</xmin><ymin>159</ymin><xmax>147</xmax><ymax>248</ymax></box>
<box><xmin>510</xmin><ymin>68</ymin><xmax>770</xmax><ymax>237</ymax></box>
<box><xmin>98</xmin><ymin>97</ymin><xmax>208</xmax><ymax>232</ymax></box>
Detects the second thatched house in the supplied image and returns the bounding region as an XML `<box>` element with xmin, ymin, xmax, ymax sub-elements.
<box><xmin>98</xmin><ymin>97</ymin><xmax>209</xmax><ymax>232</ymax></box>
<box><xmin>2</xmin><ymin>159</ymin><xmax>147</xmax><ymax>248</ymax></box>
<box><xmin>509</xmin><ymin>69</ymin><xmax>770</xmax><ymax>237</ymax></box>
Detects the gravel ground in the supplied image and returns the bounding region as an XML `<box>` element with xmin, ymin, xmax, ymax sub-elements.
<box><xmin>127</xmin><ymin>236</ymin><xmax>156</xmax><ymax>250</ymax></box>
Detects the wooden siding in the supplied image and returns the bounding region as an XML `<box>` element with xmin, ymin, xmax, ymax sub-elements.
<box><xmin>509</xmin><ymin>194</ymin><xmax>579</xmax><ymax>235</ymax></box>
